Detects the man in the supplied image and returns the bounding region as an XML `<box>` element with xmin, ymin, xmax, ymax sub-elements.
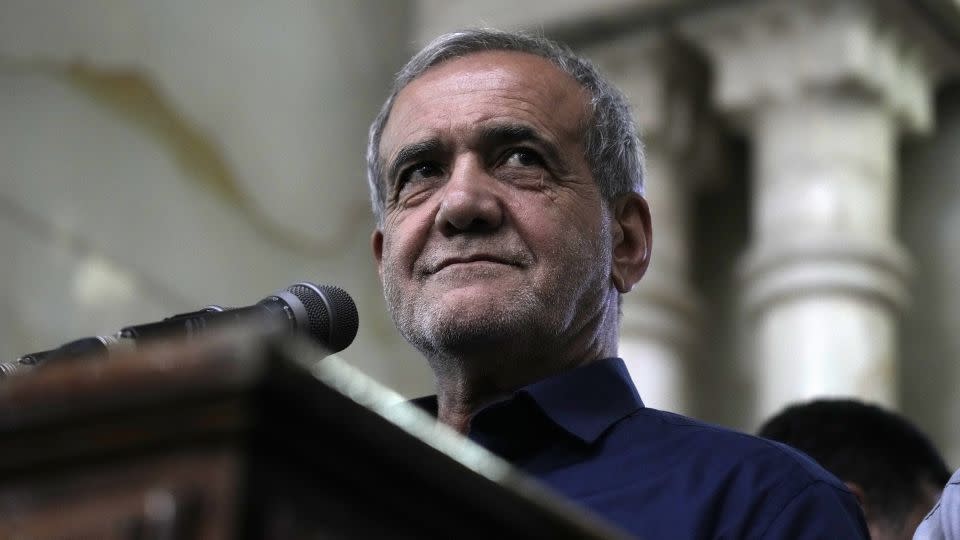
<box><xmin>367</xmin><ymin>28</ymin><xmax>868</xmax><ymax>538</ymax></box>
<box><xmin>759</xmin><ymin>399</ymin><xmax>952</xmax><ymax>540</ymax></box>
<box><xmin>915</xmin><ymin>467</ymin><xmax>960</xmax><ymax>539</ymax></box>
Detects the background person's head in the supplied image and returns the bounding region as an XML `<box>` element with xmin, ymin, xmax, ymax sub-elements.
<box><xmin>758</xmin><ymin>399</ymin><xmax>951</xmax><ymax>540</ymax></box>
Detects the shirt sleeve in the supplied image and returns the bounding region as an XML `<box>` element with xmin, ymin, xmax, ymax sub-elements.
<box><xmin>914</xmin><ymin>469</ymin><xmax>960</xmax><ymax>540</ymax></box>
<box><xmin>758</xmin><ymin>481</ymin><xmax>870</xmax><ymax>540</ymax></box>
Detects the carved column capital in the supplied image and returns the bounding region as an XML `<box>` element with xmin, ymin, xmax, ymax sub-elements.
<box><xmin>681</xmin><ymin>0</ymin><xmax>954</xmax><ymax>134</ymax></box>
<box><xmin>586</xmin><ymin>32</ymin><xmax>724</xmax><ymax>188</ymax></box>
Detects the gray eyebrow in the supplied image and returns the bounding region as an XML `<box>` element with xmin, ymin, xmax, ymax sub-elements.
<box><xmin>384</xmin><ymin>123</ymin><xmax>569</xmax><ymax>188</ymax></box>
<box><xmin>386</xmin><ymin>138</ymin><xmax>443</xmax><ymax>185</ymax></box>
<box><xmin>477</xmin><ymin>123</ymin><xmax>567</xmax><ymax>173</ymax></box>
<box><xmin>477</xmin><ymin>123</ymin><xmax>552</xmax><ymax>152</ymax></box>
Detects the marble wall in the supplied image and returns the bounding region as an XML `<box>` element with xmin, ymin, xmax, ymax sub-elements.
<box><xmin>0</xmin><ymin>0</ymin><xmax>433</xmax><ymax>397</ymax></box>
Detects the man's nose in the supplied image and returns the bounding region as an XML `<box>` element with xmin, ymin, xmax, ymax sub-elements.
<box><xmin>435</xmin><ymin>157</ymin><xmax>504</xmax><ymax>234</ymax></box>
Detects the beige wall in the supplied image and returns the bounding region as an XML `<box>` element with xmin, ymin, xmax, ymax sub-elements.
<box><xmin>901</xmin><ymin>84</ymin><xmax>960</xmax><ymax>467</ymax></box>
<box><xmin>0</xmin><ymin>0</ymin><xmax>433</xmax><ymax>397</ymax></box>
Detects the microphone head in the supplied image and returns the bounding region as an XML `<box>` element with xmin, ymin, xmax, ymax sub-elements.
<box><xmin>0</xmin><ymin>361</ymin><xmax>23</xmax><ymax>378</ymax></box>
<box><xmin>283</xmin><ymin>282</ymin><xmax>359</xmax><ymax>354</ymax></box>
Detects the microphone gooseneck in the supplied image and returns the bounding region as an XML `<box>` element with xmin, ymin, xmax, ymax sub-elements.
<box><xmin>2</xmin><ymin>281</ymin><xmax>358</xmax><ymax>378</ymax></box>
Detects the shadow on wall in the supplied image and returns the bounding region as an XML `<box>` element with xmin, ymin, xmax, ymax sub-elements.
<box><xmin>900</xmin><ymin>81</ymin><xmax>960</xmax><ymax>468</ymax></box>
<box><xmin>689</xmin><ymin>134</ymin><xmax>752</xmax><ymax>430</ymax></box>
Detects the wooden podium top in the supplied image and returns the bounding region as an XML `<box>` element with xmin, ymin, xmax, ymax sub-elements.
<box><xmin>0</xmin><ymin>333</ymin><xmax>630</xmax><ymax>539</ymax></box>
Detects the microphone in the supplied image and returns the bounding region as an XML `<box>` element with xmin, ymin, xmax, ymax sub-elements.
<box><xmin>3</xmin><ymin>282</ymin><xmax>358</xmax><ymax>377</ymax></box>
<box><xmin>14</xmin><ymin>335</ymin><xmax>130</xmax><ymax>367</ymax></box>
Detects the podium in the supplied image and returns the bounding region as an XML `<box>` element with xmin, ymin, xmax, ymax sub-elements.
<box><xmin>0</xmin><ymin>333</ymin><xmax>629</xmax><ymax>539</ymax></box>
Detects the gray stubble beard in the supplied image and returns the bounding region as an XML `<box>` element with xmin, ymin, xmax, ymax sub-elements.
<box><xmin>382</xmin><ymin>270</ymin><xmax>546</xmax><ymax>370</ymax></box>
<box><xmin>381</xmin><ymin>228</ymin><xmax>611</xmax><ymax>383</ymax></box>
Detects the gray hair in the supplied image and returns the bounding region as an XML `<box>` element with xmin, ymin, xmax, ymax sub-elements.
<box><xmin>365</xmin><ymin>28</ymin><xmax>644</xmax><ymax>225</ymax></box>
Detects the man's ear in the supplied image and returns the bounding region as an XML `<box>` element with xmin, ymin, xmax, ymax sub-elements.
<box><xmin>372</xmin><ymin>229</ymin><xmax>385</xmax><ymax>279</ymax></box>
<box><xmin>610</xmin><ymin>193</ymin><xmax>652</xmax><ymax>293</ymax></box>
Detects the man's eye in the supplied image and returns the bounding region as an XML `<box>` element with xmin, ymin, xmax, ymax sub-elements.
<box><xmin>400</xmin><ymin>162</ymin><xmax>443</xmax><ymax>185</ymax></box>
<box><xmin>503</xmin><ymin>149</ymin><xmax>542</xmax><ymax>167</ymax></box>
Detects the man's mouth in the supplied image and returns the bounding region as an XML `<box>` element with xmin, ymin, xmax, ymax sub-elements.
<box><xmin>431</xmin><ymin>254</ymin><xmax>520</xmax><ymax>274</ymax></box>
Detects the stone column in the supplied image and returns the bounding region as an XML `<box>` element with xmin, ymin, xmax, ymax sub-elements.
<box><xmin>587</xmin><ymin>35</ymin><xmax>720</xmax><ymax>413</ymax></box>
<box><xmin>681</xmin><ymin>0</ymin><xmax>948</xmax><ymax>422</ymax></box>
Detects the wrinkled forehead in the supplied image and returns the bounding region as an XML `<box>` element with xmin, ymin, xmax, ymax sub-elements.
<box><xmin>380</xmin><ymin>50</ymin><xmax>592</xmax><ymax>156</ymax></box>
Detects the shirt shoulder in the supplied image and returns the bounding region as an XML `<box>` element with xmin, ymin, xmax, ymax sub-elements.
<box><xmin>598</xmin><ymin>407</ymin><xmax>869</xmax><ymax>539</ymax></box>
<box><xmin>625</xmin><ymin>407</ymin><xmax>848</xmax><ymax>484</ymax></box>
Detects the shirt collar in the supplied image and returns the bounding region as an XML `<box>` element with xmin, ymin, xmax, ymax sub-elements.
<box><xmin>518</xmin><ymin>357</ymin><xmax>644</xmax><ymax>445</ymax></box>
<box><xmin>410</xmin><ymin>358</ymin><xmax>645</xmax><ymax>446</ymax></box>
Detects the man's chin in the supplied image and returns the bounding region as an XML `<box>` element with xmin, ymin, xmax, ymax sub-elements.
<box><xmin>409</xmin><ymin>298</ymin><xmax>539</xmax><ymax>354</ymax></box>
<box><xmin>436</xmin><ymin>285</ymin><xmax>510</xmax><ymax>308</ymax></box>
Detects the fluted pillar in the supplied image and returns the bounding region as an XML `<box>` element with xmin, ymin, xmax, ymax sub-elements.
<box><xmin>587</xmin><ymin>35</ymin><xmax>720</xmax><ymax>413</ymax></box>
<box><xmin>682</xmin><ymin>0</ymin><xmax>948</xmax><ymax>422</ymax></box>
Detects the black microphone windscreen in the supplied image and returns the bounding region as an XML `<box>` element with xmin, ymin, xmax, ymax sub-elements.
<box><xmin>285</xmin><ymin>283</ymin><xmax>358</xmax><ymax>353</ymax></box>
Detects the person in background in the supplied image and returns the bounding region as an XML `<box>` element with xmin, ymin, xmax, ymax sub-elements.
<box><xmin>759</xmin><ymin>399</ymin><xmax>951</xmax><ymax>540</ymax></box>
<box><xmin>915</xmin><ymin>466</ymin><xmax>960</xmax><ymax>539</ymax></box>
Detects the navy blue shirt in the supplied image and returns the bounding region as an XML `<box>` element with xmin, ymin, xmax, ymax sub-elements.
<box><xmin>414</xmin><ymin>358</ymin><xmax>869</xmax><ymax>539</ymax></box>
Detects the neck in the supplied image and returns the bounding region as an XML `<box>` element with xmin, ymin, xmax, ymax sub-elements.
<box><xmin>428</xmin><ymin>302</ymin><xmax>620</xmax><ymax>433</ymax></box>
<box><xmin>434</xmin><ymin>379</ymin><xmax>501</xmax><ymax>434</ymax></box>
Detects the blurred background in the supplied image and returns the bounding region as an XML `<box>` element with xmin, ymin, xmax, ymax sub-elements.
<box><xmin>1</xmin><ymin>0</ymin><xmax>958</xmax><ymax>466</ymax></box>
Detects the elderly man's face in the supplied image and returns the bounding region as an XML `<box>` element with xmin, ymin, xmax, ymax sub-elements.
<box><xmin>373</xmin><ymin>51</ymin><xmax>617</xmax><ymax>359</ymax></box>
